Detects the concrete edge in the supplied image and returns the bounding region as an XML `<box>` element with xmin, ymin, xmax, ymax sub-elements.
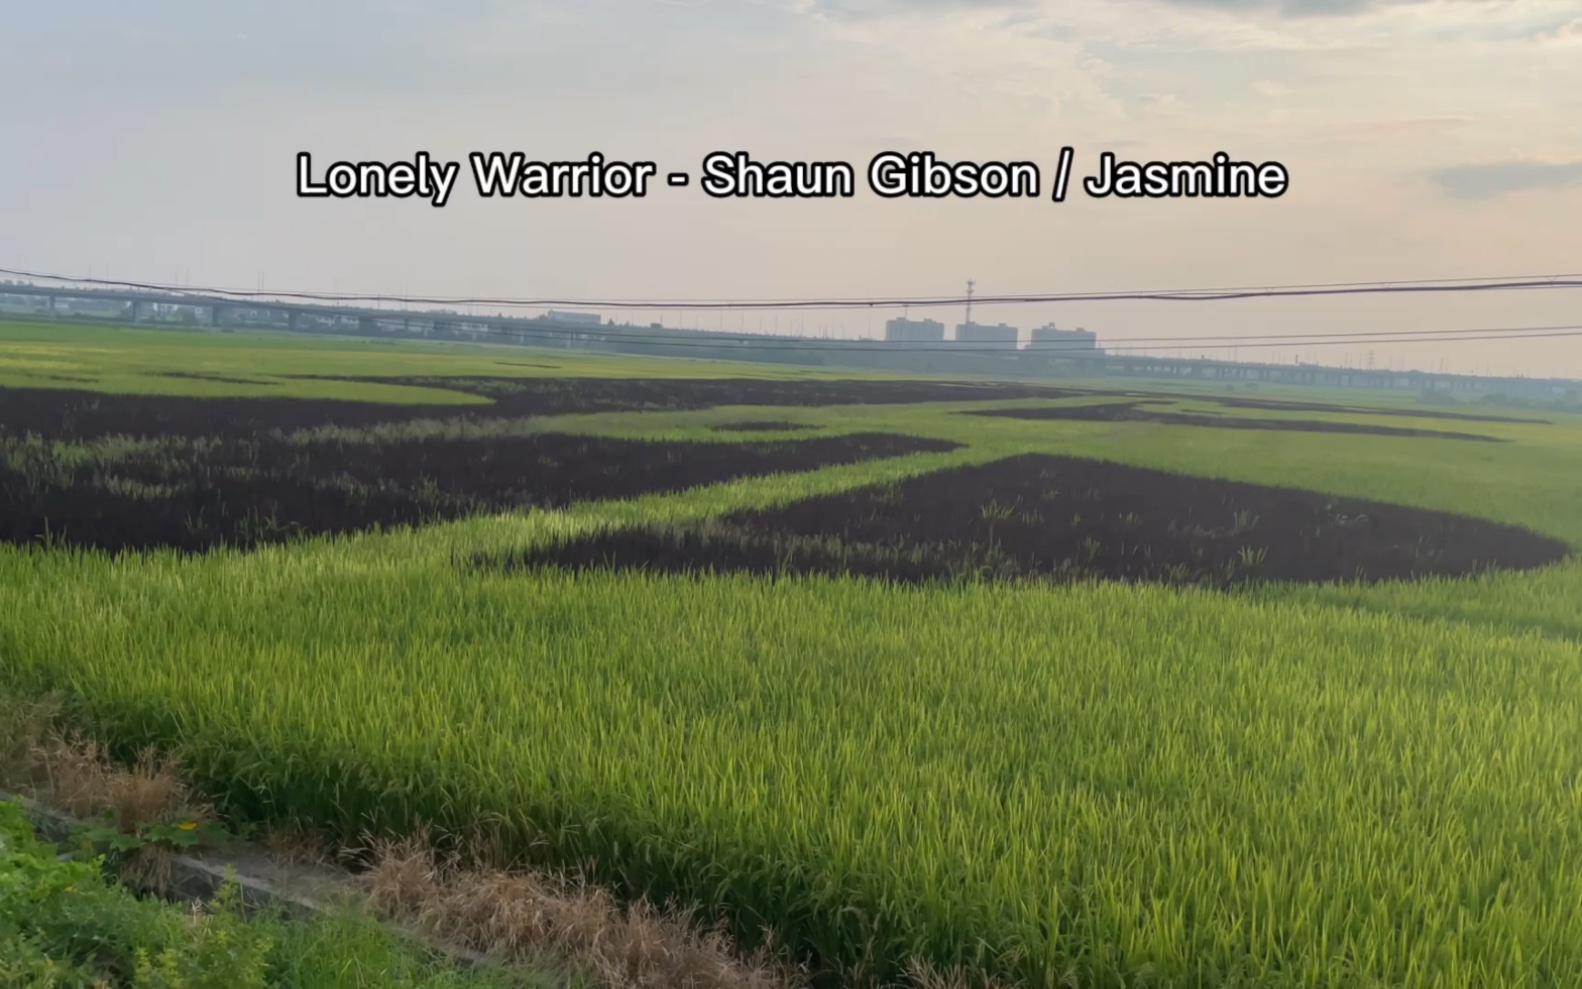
<box><xmin>2</xmin><ymin>789</ymin><xmax>496</xmax><ymax>971</ymax></box>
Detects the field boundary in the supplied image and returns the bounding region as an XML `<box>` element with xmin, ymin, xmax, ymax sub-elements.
<box><xmin>0</xmin><ymin>787</ymin><xmax>496</xmax><ymax>971</ymax></box>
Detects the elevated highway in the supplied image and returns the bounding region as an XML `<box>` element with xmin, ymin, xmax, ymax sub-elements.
<box><xmin>1</xmin><ymin>281</ymin><xmax>1574</xmax><ymax>401</ymax></box>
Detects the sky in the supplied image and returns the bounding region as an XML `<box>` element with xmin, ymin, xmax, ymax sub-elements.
<box><xmin>4</xmin><ymin>0</ymin><xmax>1581</xmax><ymax>376</ymax></box>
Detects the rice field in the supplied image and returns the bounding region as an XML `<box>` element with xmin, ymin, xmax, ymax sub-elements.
<box><xmin>3</xmin><ymin>319</ymin><xmax>1582</xmax><ymax>987</ymax></box>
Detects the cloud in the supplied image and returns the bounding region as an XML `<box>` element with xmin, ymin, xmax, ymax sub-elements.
<box><xmin>9</xmin><ymin>0</ymin><xmax>811</xmax><ymax>100</ymax></box>
<box><xmin>1153</xmin><ymin>0</ymin><xmax>1435</xmax><ymax>17</ymax></box>
<box><xmin>1156</xmin><ymin>0</ymin><xmax>1378</xmax><ymax>15</ymax></box>
<box><xmin>813</xmin><ymin>0</ymin><xmax>1460</xmax><ymax>13</ymax></box>
<box><xmin>799</xmin><ymin>0</ymin><xmax>1582</xmax><ymax>57</ymax></box>
<box><xmin>1122</xmin><ymin>0</ymin><xmax>1566</xmax><ymax>24</ymax></box>
<box><xmin>811</xmin><ymin>0</ymin><xmax>1033</xmax><ymax>11</ymax></box>
<box><xmin>1431</xmin><ymin>159</ymin><xmax>1582</xmax><ymax>199</ymax></box>
<box><xmin>812</xmin><ymin>0</ymin><xmax>1543</xmax><ymax>27</ymax></box>
<box><xmin>1533</xmin><ymin>15</ymin><xmax>1582</xmax><ymax>41</ymax></box>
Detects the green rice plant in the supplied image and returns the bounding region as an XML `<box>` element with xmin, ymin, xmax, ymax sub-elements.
<box><xmin>1236</xmin><ymin>545</ymin><xmax>1268</xmax><ymax>569</ymax></box>
<box><xmin>6</xmin><ymin>323</ymin><xmax>1582</xmax><ymax>988</ymax></box>
<box><xmin>10</xmin><ymin>549</ymin><xmax>1582</xmax><ymax>988</ymax></box>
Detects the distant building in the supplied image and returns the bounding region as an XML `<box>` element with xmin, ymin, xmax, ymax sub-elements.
<box><xmin>1028</xmin><ymin>324</ymin><xmax>1102</xmax><ymax>354</ymax></box>
<box><xmin>546</xmin><ymin>310</ymin><xmax>602</xmax><ymax>325</ymax></box>
<box><xmin>955</xmin><ymin>321</ymin><xmax>1019</xmax><ymax>348</ymax></box>
<box><xmin>885</xmin><ymin>317</ymin><xmax>946</xmax><ymax>343</ymax></box>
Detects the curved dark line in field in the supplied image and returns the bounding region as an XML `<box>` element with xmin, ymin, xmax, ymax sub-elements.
<box><xmin>967</xmin><ymin>403</ymin><xmax>1509</xmax><ymax>442</ymax></box>
<box><xmin>152</xmin><ymin>371</ymin><xmax>278</xmax><ymax>387</ymax></box>
<box><xmin>711</xmin><ymin>421</ymin><xmax>811</xmax><ymax>433</ymax></box>
<box><xmin>1074</xmin><ymin>389</ymin><xmax>1554</xmax><ymax>424</ymax></box>
<box><xmin>286</xmin><ymin>373</ymin><xmax>1087</xmax><ymax>408</ymax></box>
<box><xmin>1207</xmin><ymin>396</ymin><xmax>1552</xmax><ymax>424</ymax></box>
<box><xmin>0</xmin><ymin>378</ymin><xmax>1076</xmax><ymax>442</ymax></box>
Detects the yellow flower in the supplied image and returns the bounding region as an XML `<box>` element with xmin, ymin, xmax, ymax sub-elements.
<box><xmin>178</xmin><ymin>821</ymin><xmax>198</xmax><ymax>831</ymax></box>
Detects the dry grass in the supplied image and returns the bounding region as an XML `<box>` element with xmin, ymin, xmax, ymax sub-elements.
<box><xmin>261</xmin><ymin>816</ymin><xmax>337</xmax><ymax>867</ymax></box>
<box><xmin>0</xmin><ymin>689</ymin><xmax>60</xmax><ymax>791</ymax></box>
<box><xmin>39</xmin><ymin>738</ymin><xmax>206</xmax><ymax>830</ymax></box>
<box><xmin>363</xmin><ymin>835</ymin><xmax>810</xmax><ymax>989</ymax></box>
<box><xmin>0</xmin><ymin>690</ymin><xmax>212</xmax><ymax>891</ymax></box>
<box><xmin>901</xmin><ymin>959</ymin><xmax>1050</xmax><ymax>989</ymax></box>
<box><xmin>2</xmin><ymin>691</ymin><xmax>1032</xmax><ymax>988</ymax></box>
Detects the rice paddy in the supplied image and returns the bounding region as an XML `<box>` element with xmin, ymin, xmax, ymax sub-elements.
<box><xmin>3</xmin><ymin>319</ymin><xmax>1582</xmax><ymax>987</ymax></box>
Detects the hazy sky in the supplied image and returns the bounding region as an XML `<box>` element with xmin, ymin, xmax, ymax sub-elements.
<box><xmin>4</xmin><ymin>0</ymin><xmax>1581</xmax><ymax>376</ymax></box>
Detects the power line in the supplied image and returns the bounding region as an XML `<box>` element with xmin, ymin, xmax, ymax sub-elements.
<box><xmin>12</xmin><ymin>288</ymin><xmax>1582</xmax><ymax>357</ymax></box>
<box><xmin>348</xmin><ymin>317</ymin><xmax>1582</xmax><ymax>356</ymax></box>
<box><xmin>8</xmin><ymin>266</ymin><xmax>1582</xmax><ymax>366</ymax></box>
<box><xmin>5</xmin><ymin>265</ymin><xmax>1582</xmax><ymax>311</ymax></box>
<box><xmin>1072</xmin><ymin>322</ymin><xmax>1582</xmax><ymax>346</ymax></box>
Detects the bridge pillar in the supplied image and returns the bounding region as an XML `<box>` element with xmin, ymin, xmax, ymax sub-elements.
<box><xmin>211</xmin><ymin>304</ymin><xmax>231</xmax><ymax>327</ymax></box>
<box><xmin>358</xmin><ymin>316</ymin><xmax>378</xmax><ymax>335</ymax></box>
<box><xmin>129</xmin><ymin>300</ymin><xmax>144</xmax><ymax>323</ymax></box>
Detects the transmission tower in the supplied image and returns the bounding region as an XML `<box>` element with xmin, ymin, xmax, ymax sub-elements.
<box><xmin>964</xmin><ymin>280</ymin><xmax>975</xmax><ymax>327</ymax></box>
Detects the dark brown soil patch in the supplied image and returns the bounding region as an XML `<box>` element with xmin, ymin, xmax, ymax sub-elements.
<box><xmin>154</xmin><ymin>371</ymin><xmax>276</xmax><ymax>386</ymax></box>
<box><xmin>712</xmin><ymin>421</ymin><xmax>809</xmax><ymax>433</ymax></box>
<box><xmin>0</xmin><ymin>431</ymin><xmax>956</xmax><ymax>554</ymax></box>
<box><xmin>506</xmin><ymin>454</ymin><xmax>1568</xmax><ymax>587</ymax></box>
<box><xmin>0</xmin><ymin>378</ymin><xmax>1077</xmax><ymax>443</ymax></box>
<box><xmin>0</xmin><ymin>385</ymin><xmax>457</xmax><ymax>442</ymax></box>
<box><xmin>292</xmin><ymin>374</ymin><xmax>1081</xmax><ymax>420</ymax></box>
<box><xmin>968</xmin><ymin>402</ymin><xmax>1507</xmax><ymax>442</ymax></box>
<box><xmin>1211</xmin><ymin>396</ymin><xmax>1551</xmax><ymax>424</ymax></box>
<box><xmin>1070</xmin><ymin>388</ymin><xmax>1550</xmax><ymax>425</ymax></box>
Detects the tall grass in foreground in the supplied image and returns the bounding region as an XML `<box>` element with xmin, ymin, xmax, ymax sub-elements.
<box><xmin>7</xmin><ymin>327</ymin><xmax>1582</xmax><ymax>986</ymax></box>
<box><xmin>6</xmin><ymin>545</ymin><xmax>1582</xmax><ymax>987</ymax></box>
